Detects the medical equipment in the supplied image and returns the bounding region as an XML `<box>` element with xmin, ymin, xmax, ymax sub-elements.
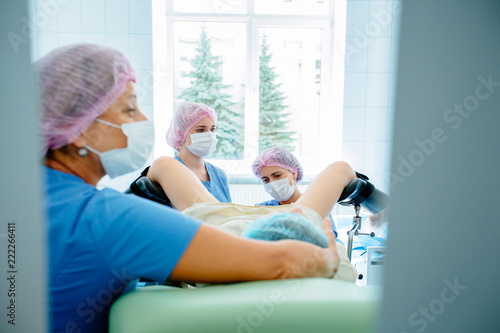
<box><xmin>337</xmin><ymin>174</ymin><xmax>390</xmax><ymax>261</ymax></box>
<box><xmin>366</xmin><ymin>246</ymin><xmax>385</xmax><ymax>286</ymax></box>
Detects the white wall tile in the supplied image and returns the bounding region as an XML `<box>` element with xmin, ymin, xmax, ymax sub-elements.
<box><xmin>35</xmin><ymin>0</ymin><xmax>59</xmax><ymax>32</ymax></box>
<box><xmin>81</xmin><ymin>33</ymin><xmax>106</xmax><ymax>46</ymax></box>
<box><xmin>105</xmin><ymin>33</ymin><xmax>130</xmax><ymax>59</ymax></box>
<box><xmin>346</xmin><ymin>1</ymin><xmax>370</xmax><ymax>37</ymax></box>
<box><xmin>366</xmin><ymin>72</ymin><xmax>389</xmax><ymax>107</ymax></box>
<box><xmin>57</xmin><ymin>0</ymin><xmax>81</xmax><ymax>33</ymax></box>
<box><xmin>389</xmin><ymin>36</ymin><xmax>399</xmax><ymax>72</ymax></box>
<box><xmin>58</xmin><ymin>32</ymin><xmax>82</xmax><ymax>47</ymax></box>
<box><xmin>344</xmin><ymin>72</ymin><xmax>367</xmax><ymax>107</ymax></box>
<box><xmin>105</xmin><ymin>0</ymin><xmax>129</xmax><ymax>33</ymax></box>
<box><xmin>129</xmin><ymin>0</ymin><xmax>152</xmax><ymax>34</ymax></box>
<box><xmin>36</xmin><ymin>31</ymin><xmax>58</xmax><ymax>58</ymax></box>
<box><xmin>343</xmin><ymin>107</ymin><xmax>366</xmax><ymax>141</ymax></box>
<box><xmin>345</xmin><ymin>36</ymin><xmax>369</xmax><ymax>72</ymax></box>
<box><xmin>367</xmin><ymin>37</ymin><xmax>391</xmax><ymax>72</ymax></box>
<box><xmin>365</xmin><ymin>107</ymin><xmax>388</xmax><ymax>141</ymax></box>
<box><xmin>367</xmin><ymin>1</ymin><xmax>394</xmax><ymax>37</ymax></box>
<box><xmin>342</xmin><ymin>141</ymin><xmax>365</xmax><ymax>171</ymax></box>
<box><xmin>81</xmin><ymin>0</ymin><xmax>105</xmax><ymax>33</ymax></box>
<box><xmin>363</xmin><ymin>141</ymin><xmax>387</xmax><ymax>174</ymax></box>
<box><xmin>130</xmin><ymin>34</ymin><xmax>153</xmax><ymax>70</ymax></box>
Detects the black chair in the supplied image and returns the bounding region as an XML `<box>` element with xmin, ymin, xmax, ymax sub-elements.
<box><xmin>125</xmin><ymin>167</ymin><xmax>173</xmax><ymax>207</ymax></box>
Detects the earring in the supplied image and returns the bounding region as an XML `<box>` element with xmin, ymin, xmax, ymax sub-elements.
<box><xmin>78</xmin><ymin>147</ymin><xmax>88</xmax><ymax>157</ymax></box>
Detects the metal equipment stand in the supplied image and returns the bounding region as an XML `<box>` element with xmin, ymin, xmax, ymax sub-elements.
<box><xmin>346</xmin><ymin>204</ymin><xmax>375</xmax><ymax>261</ymax></box>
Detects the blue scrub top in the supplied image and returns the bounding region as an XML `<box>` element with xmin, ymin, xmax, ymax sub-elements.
<box><xmin>255</xmin><ymin>199</ymin><xmax>338</xmax><ymax>238</ymax></box>
<box><xmin>44</xmin><ymin>167</ymin><xmax>201</xmax><ymax>333</ymax></box>
<box><xmin>174</xmin><ymin>155</ymin><xmax>231</xmax><ymax>203</ymax></box>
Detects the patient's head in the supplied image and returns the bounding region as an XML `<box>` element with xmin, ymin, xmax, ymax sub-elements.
<box><xmin>166</xmin><ymin>102</ymin><xmax>217</xmax><ymax>152</ymax></box>
<box><xmin>242</xmin><ymin>212</ymin><xmax>328</xmax><ymax>248</ymax></box>
<box><xmin>252</xmin><ymin>146</ymin><xmax>303</xmax><ymax>183</ymax></box>
<box><xmin>37</xmin><ymin>43</ymin><xmax>136</xmax><ymax>154</ymax></box>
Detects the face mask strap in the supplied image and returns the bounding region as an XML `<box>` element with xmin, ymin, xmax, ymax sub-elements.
<box><xmin>95</xmin><ymin>118</ymin><xmax>121</xmax><ymax>129</ymax></box>
<box><xmin>84</xmin><ymin>145</ymin><xmax>102</xmax><ymax>156</ymax></box>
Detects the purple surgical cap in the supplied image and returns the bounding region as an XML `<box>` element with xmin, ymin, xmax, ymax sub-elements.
<box><xmin>165</xmin><ymin>102</ymin><xmax>217</xmax><ymax>151</ymax></box>
<box><xmin>38</xmin><ymin>43</ymin><xmax>136</xmax><ymax>154</ymax></box>
<box><xmin>251</xmin><ymin>146</ymin><xmax>303</xmax><ymax>183</ymax></box>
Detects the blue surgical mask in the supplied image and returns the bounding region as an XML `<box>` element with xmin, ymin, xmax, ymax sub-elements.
<box><xmin>264</xmin><ymin>174</ymin><xmax>295</xmax><ymax>202</ymax></box>
<box><xmin>85</xmin><ymin>119</ymin><xmax>154</xmax><ymax>178</ymax></box>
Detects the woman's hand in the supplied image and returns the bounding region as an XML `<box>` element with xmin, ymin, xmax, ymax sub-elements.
<box><xmin>283</xmin><ymin>206</ymin><xmax>340</xmax><ymax>278</ymax></box>
<box><xmin>269</xmin><ymin>213</ymin><xmax>340</xmax><ymax>279</ymax></box>
<box><xmin>320</xmin><ymin>216</ymin><xmax>341</xmax><ymax>277</ymax></box>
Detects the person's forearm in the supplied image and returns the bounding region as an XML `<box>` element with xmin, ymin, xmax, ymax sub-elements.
<box><xmin>168</xmin><ymin>224</ymin><xmax>338</xmax><ymax>284</ymax></box>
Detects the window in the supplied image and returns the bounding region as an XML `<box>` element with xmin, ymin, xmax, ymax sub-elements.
<box><xmin>153</xmin><ymin>0</ymin><xmax>345</xmax><ymax>181</ymax></box>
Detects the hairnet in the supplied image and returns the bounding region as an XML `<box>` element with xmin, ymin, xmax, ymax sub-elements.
<box><xmin>251</xmin><ymin>146</ymin><xmax>303</xmax><ymax>182</ymax></box>
<box><xmin>165</xmin><ymin>102</ymin><xmax>217</xmax><ymax>151</ymax></box>
<box><xmin>38</xmin><ymin>43</ymin><xmax>136</xmax><ymax>153</ymax></box>
<box><xmin>242</xmin><ymin>212</ymin><xmax>328</xmax><ymax>248</ymax></box>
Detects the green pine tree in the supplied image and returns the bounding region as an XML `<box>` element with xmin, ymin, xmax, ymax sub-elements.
<box><xmin>259</xmin><ymin>34</ymin><xmax>296</xmax><ymax>152</ymax></box>
<box><xmin>179</xmin><ymin>26</ymin><xmax>244</xmax><ymax>159</ymax></box>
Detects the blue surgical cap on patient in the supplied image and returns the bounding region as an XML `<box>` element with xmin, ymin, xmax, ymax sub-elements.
<box><xmin>242</xmin><ymin>213</ymin><xmax>328</xmax><ymax>248</ymax></box>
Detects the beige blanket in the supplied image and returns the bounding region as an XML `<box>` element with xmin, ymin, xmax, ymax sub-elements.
<box><xmin>183</xmin><ymin>202</ymin><xmax>357</xmax><ymax>282</ymax></box>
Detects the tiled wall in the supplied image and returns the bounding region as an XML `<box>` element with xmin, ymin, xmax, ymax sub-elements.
<box><xmin>342</xmin><ymin>0</ymin><xmax>401</xmax><ymax>194</ymax></box>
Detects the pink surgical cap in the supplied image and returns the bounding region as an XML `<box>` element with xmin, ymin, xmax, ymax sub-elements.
<box><xmin>252</xmin><ymin>146</ymin><xmax>303</xmax><ymax>183</ymax></box>
<box><xmin>38</xmin><ymin>43</ymin><xmax>136</xmax><ymax>153</ymax></box>
<box><xmin>165</xmin><ymin>102</ymin><xmax>217</xmax><ymax>151</ymax></box>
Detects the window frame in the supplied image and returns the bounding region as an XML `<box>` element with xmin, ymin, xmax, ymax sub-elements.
<box><xmin>152</xmin><ymin>0</ymin><xmax>346</xmax><ymax>179</ymax></box>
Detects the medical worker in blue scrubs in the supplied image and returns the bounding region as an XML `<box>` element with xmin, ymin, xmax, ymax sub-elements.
<box><xmin>165</xmin><ymin>102</ymin><xmax>231</xmax><ymax>202</ymax></box>
<box><xmin>39</xmin><ymin>44</ymin><xmax>341</xmax><ymax>333</ymax></box>
<box><xmin>252</xmin><ymin>146</ymin><xmax>339</xmax><ymax>237</ymax></box>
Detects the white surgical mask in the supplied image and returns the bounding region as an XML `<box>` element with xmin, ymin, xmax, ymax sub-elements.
<box><xmin>187</xmin><ymin>131</ymin><xmax>217</xmax><ymax>158</ymax></box>
<box><xmin>264</xmin><ymin>174</ymin><xmax>296</xmax><ymax>202</ymax></box>
<box><xmin>85</xmin><ymin>119</ymin><xmax>154</xmax><ymax>179</ymax></box>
